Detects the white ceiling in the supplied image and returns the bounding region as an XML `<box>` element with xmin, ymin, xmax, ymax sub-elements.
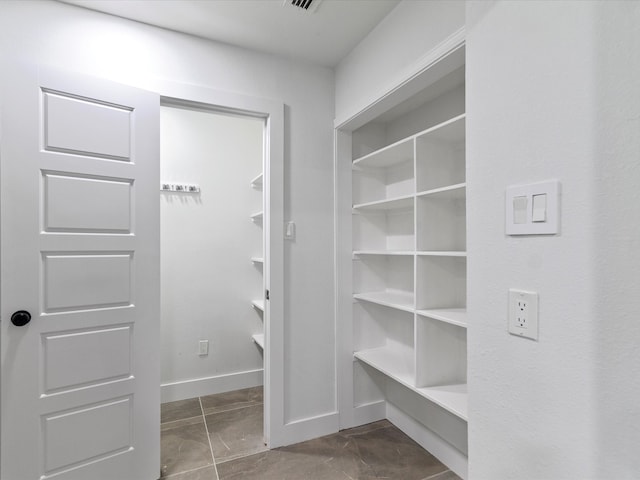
<box><xmin>60</xmin><ymin>0</ymin><xmax>401</xmax><ymax>67</ymax></box>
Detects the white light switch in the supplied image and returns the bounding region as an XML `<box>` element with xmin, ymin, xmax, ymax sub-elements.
<box><xmin>506</xmin><ymin>180</ymin><xmax>560</xmax><ymax>235</ymax></box>
<box><xmin>285</xmin><ymin>221</ymin><xmax>296</xmax><ymax>240</ymax></box>
<box><xmin>532</xmin><ymin>194</ymin><xmax>547</xmax><ymax>222</ymax></box>
<box><xmin>513</xmin><ymin>196</ymin><xmax>528</xmax><ymax>224</ymax></box>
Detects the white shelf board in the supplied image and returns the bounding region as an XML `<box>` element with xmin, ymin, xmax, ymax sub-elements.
<box><xmin>416</xmin><ymin>251</ymin><xmax>467</xmax><ymax>257</ymax></box>
<box><xmin>250</xmin><ymin>173</ymin><xmax>263</xmax><ymax>188</ymax></box>
<box><xmin>250</xmin><ymin>211</ymin><xmax>264</xmax><ymax>221</ymax></box>
<box><xmin>355</xmin><ymin>348</ymin><xmax>468</xmax><ymax>421</ymax></box>
<box><xmin>415</xmin><ymin>383</ymin><xmax>468</xmax><ymax>421</ymax></box>
<box><xmin>354</xmin><ymin>346</ymin><xmax>415</xmax><ymax>387</ymax></box>
<box><xmin>252</xmin><ymin>333</ymin><xmax>264</xmax><ymax>349</ymax></box>
<box><xmin>353</xmin><ymin>250</ymin><xmax>413</xmax><ymax>257</ymax></box>
<box><xmin>352</xmin><ymin>137</ymin><xmax>413</xmax><ymax>169</ymax></box>
<box><xmin>416</xmin><ymin>182</ymin><xmax>466</xmax><ymax>199</ymax></box>
<box><xmin>416</xmin><ymin>308</ymin><xmax>468</xmax><ymax>328</ymax></box>
<box><xmin>353</xmin><ymin>291</ymin><xmax>414</xmax><ymax>313</ymax></box>
<box><xmin>415</xmin><ymin>113</ymin><xmax>466</xmax><ymax>144</ymax></box>
<box><xmin>353</xmin><ymin>194</ymin><xmax>413</xmax><ymax>212</ymax></box>
<box><xmin>251</xmin><ymin>257</ymin><xmax>264</xmax><ymax>263</ymax></box>
<box><xmin>351</xmin><ymin>114</ymin><xmax>466</xmax><ymax>170</ymax></box>
<box><xmin>251</xmin><ymin>300</ymin><xmax>264</xmax><ymax>311</ymax></box>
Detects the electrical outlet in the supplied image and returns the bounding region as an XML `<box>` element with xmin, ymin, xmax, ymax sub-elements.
<box><xmin>508</xmin><ymin>289</ymin><xmax>539</xmax><ymax>340</ymax></box>
<box><xmin>198</xmin><ymin>340</ymin><xmax>209</xmax><ymax>356</ymax></box>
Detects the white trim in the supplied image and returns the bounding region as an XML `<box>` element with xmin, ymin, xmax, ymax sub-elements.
<box><xmin>278</xmin><ymin>412</ymin><xmax>340</xmax><ymax>447</ymax></box>
<box><xmin>387</xmin><ymin>402</ymin><xmax>468</xmax><ymax>480</ymax></box>
<box><xmin>335</xmin><ymin>27</ymin><xmax>466</xmax><ymax>131</ymax></box>
<box><xmin>161</xmin><ymin>369</ymin><xmax>264</xmax><ymax>403</ymax></box>
<box><xmin>334</xmin><ymin>129</ymin><xmax>354</xmax><ymax>430</ymax></box>
<box><xmin>352</xmin><ymin>401</ymin><xmax>386</xmax><ymax>428</ymax></box>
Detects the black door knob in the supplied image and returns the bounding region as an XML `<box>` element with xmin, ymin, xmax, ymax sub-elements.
<box><xmin>11</xmin><ymin>310</ymin><xmax>31</xmax><ymax>327</ymax></box>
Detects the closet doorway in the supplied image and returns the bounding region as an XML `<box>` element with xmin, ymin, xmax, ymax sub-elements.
<box><xmin>157</xmin><ymin>90</ymin><xmax>284</xmax><ymax>460</ymax></box>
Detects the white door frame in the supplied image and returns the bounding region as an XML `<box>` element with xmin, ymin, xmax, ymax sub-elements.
<box><xmin>159</xmin><ymin>87</ymin><xmax>284</xmax><ymax>448</ymax></box>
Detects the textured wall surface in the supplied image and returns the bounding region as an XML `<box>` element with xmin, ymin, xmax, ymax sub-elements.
<box><xmin>467</xmin><ymin>1</ymin><xmax>640</xmax><ymax>478</ymax></box>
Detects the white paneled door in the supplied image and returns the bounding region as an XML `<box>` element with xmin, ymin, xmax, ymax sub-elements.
<box><xmin>0</xmin><ymin>64</ymin><xmax>160</xmax><ymax>480</ymax></box>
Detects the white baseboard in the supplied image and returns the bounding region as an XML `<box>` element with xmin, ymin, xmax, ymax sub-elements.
<box><xmin>387</xmin><ymin>402</ymin><xmax>468</xmax><ymax>480</ymax></box>
<box><xmin>271</xmin><ymin>412</ymin><xmax>340</xmax><ymax>448</ymax></box>
<box><xmin>161</xmin><ymin>369</ymin><xmax>263</xmax><ymax>403</ymax></box>
<box><xmin>351</xmin><ymin>401</ymin><xmax>386</xmax><ymax>428</ymax></box>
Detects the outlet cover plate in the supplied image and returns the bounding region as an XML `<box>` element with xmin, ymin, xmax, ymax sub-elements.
<box><xmin>508</xmin><ymin>289</ymin><xmax>539</xmax><ymax>340</ymax></box>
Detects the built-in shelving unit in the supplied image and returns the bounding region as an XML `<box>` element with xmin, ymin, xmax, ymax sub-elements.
<box><xmin>251</xmin><ymin>170</ymin><xmax>265</xmax><ymax>350</ymax></box>
<box><xmin>352</xmin><ymin>112</ymin><xmax>467</xmax><ymax>417</ymax></box>
<box><xmin>338</xmin><ymin>49</ymin><xmax>467</xmax><ymax>476</ymax></box>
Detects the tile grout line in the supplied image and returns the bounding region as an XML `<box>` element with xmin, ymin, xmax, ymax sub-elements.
<box><xmin>163</xmin><ymin>464</ymin><xmax>216</xmax><ymax>479</ymax></box>
<box><xmin>199</xmin><ymin>396</ymin><xmax>220</xmax><ymax>480</ymax></box>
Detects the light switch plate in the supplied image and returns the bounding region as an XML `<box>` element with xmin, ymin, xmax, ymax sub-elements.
<box><xmin>506</xmin><ymin>180</ymin><xmax>560</xmax><ymax>235</ymax></box>
<box><xmin>285</xmin><ymin>221</ymin><xmax>296</xmax><ymax>240</ymax></box>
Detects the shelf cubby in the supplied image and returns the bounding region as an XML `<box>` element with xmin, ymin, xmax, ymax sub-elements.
<box><xmin>416</xmin><ymin>184</ymin><xmax>466</xmax><ymax>252</ymax></box>
<box><xmin>416</xmin><ymin>255</ymin><xmax>466</xmax><ymax>311</ymax></box>
<box><xmin>416</xmin><ymin>115</ymin><xmax>465</xmax><ymax>192</ymax></box>
<box><xmin>352</xmin><ymin>137</ymin><xmax>414</xmax><ymax>206</ymax></box>
<box><xmin>353</xmin><ymin>301</ymin><xmax>415</xmax><ymax>385</ymax></box>
<box><xmin>353</xmin><ymin>254</ymin><xmax>414</xmax><ymax>313</ymax></box>
<box><xmin>415</xmin><ymin>315</ymin><xmax>467</xmax><ymax>388</ymax></box>
<box><xmin>352</xmin><ymin>137</ymin><xmax>413</xmax><ymax>169</ymax></box>
<box><xmin>353</xmin><ymin>204</ymin><xmax>414</xmax><ymax>252</ymax></box>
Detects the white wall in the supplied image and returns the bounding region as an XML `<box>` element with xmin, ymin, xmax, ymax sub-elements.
<box><xmin>592</xmin><ymin>3</ymin><xmax>640</xmax><ymax>476</ymax></box>
<box><xmin>467</xmin><ymin>1</ymin><xmax>640</xmax><ymax>478</ymax></box>
<box><xmin>160</xmin><ymin>107</ymin><xmax>264</xmax><ymax>400</ymax></box>
<box><xmin>0</xmin><ymin>0</ymin><xmax>335</xmax><ymax>435</ymax></box>
<box><xmin>334</xmin><ymin>0</ymin><xmax>465</xmax><ymax>124</ymax></box>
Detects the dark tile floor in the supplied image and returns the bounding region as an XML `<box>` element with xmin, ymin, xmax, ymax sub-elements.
<box><xmin>160</xmin><ymin>386</ymin><xmax>462</xmax><ymax>480</ymax></box>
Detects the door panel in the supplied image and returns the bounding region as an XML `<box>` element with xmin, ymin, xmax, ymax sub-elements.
<box><xmin>1</xmin><ymin>64</ymin><xmax>159</xmax><ymax>479</ymax></box>
<box><xmin>43</xmin><ymin>90</ymin><xmax>132</xmax><ymax>160</ymax></box>
<box><xmin>43</xmin><ymin>397</ymin><xmax>132</xmax><ymax>475</ymax></box>
<box><xmin>44</xmin><ymin>173</ymin><xmax>132</xmax><ymax>233</ymax></box>
<box><xmin>43</xmin><ymin>325</ymin><xmax>132</xmax><ymax>393</ymax></box>
<box><xmin>43</xmin><ymin>253</ymin><xmax>133</xmax><ymax>311</ymax></box>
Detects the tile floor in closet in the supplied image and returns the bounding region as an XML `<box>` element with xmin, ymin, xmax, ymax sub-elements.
<box><xmin>160</xmin><ymin>386</ymin><xmax>462</xmax><ymax>480</ymax></box>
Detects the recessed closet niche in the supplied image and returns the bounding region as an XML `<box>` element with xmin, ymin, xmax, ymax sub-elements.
<box><xmin>159</xmin><ymin>105</ymin><xmax>265</xmax><ymax>405</ymax></box>
<box><xmin>337</xmin><ymin>45</ymin><xmax>468</xmax><ymax>478</ymax></box>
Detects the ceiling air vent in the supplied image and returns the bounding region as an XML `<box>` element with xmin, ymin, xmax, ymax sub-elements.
<box><xmin>282</xmin><ymin>0</ymin><xmax>323</xmax><ymax>14</ymax></box>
